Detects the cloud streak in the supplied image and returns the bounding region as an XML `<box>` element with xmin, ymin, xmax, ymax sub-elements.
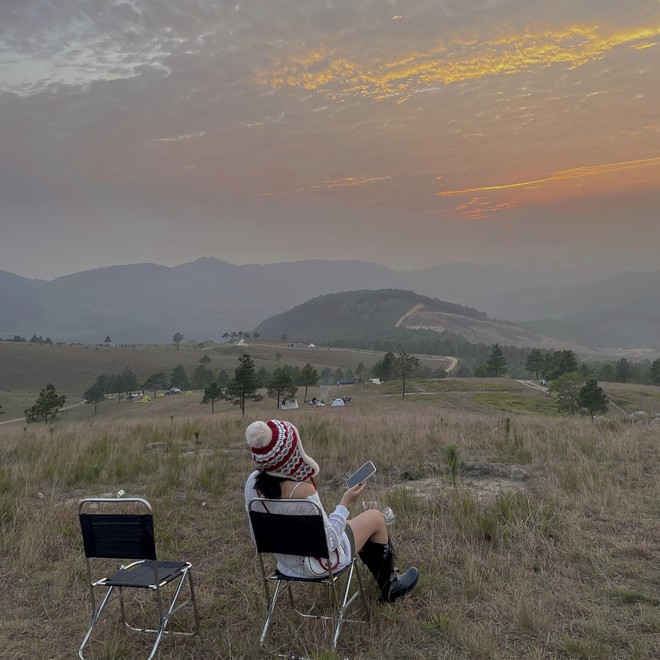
<box><xmin>256</xmin><ymin>23</ymin><xmax>660</xmax><ymax>100</ymax></box>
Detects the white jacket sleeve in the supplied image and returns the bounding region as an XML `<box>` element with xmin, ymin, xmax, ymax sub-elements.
<box><xmin>307</xmin><ymin>493</ymin><xmax>348</xmax><ymax>552</ymax></box>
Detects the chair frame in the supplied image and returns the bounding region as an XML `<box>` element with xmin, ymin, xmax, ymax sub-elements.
<box><xmin>78</xmin><ymin>497</ymin><xmax>200</xmax><ymax>659</ymax></box>
<box><xmin>248</xmin><ymin>497</ymin><xmax>370</xmax><ymax>651</ymax></box>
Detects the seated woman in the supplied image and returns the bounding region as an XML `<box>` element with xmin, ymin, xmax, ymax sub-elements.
<box><xmin>244</xmin><ymin>419</ymin><xmax>419</xmax><ymax>602</ymax></box>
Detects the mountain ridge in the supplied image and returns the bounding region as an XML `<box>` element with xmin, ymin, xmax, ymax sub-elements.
<box><xmin>1</xmin><ymin>259</ymin><xmax>657</xmax><ymax>350</ymax></box>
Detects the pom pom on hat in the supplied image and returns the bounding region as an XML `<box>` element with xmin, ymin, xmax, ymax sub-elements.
<box><xmin>246</xmin><ymin>421</ymin><xmax>272</xmax><ymax>449</ymax></box>
<box><xmin>246</xmin><ymin>419</ymin><xmax>320</xmax><ymax>481</ymax></box>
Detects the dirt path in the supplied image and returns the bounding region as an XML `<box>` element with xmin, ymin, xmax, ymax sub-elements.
<box><xmin>0</xmin><ymin>401</ymin><xmax>85</xmax><ymax>426</ymax></box>
<box><xmin>395</xmin><ymin>303</ymin><xmax>424</xmax><ymax>328</ymax></box>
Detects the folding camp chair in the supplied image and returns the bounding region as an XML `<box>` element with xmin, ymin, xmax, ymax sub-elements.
<box><xmin>77</xmin><ymin>497</ymin><xmax>199</xmax><ymax>659</ymax></box>
<box><xmin>248</xmin><ymin>497</ymin><xmax>370</xmax><ymax>651</ymax></box>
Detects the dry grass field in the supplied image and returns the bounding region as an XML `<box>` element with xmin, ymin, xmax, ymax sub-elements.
<box><xmin>0</xmin><ymin>341</ymin><xmax>451</xmax><ymax>404</ymax></box>
<box><xmin>1</xmin><ymin>385</ymin><xmax>659</xmax><ymax>659</ymax></box>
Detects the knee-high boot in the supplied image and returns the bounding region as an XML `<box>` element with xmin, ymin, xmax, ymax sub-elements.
<box><xmin>358</xmin><ymin>539</ymin><xmax>419</xmax><ymax>602</ymax></box>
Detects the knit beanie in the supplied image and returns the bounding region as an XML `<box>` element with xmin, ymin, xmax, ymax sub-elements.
<box><xmin>246</xmin><ymin>420</ymin><xmax>320</xmax><ymax>481</ymax></box>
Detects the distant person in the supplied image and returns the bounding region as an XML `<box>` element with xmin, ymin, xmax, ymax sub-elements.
<box><xmin>244</xmin><ymin>420</ymin><xmax>419</xmax><ymax>601</ymax></box>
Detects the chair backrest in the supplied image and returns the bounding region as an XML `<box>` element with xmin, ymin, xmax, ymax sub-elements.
<box><xmin>248</xmin><ymin>498</ymin><xmax>330</xmax><ymax>559</ymax></box>
<box><xmin>78</xmin><ymin>498</ymin><xmax>157</xmax><ymax>561</ymax></box>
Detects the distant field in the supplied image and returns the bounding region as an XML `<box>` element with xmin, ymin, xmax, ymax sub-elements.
<box><xmin>0</xmin><ymin>340</ymin><xmax>451</xmax><ymax>403</ymax></box>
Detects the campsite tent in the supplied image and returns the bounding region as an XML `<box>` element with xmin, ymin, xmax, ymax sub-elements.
<box><xmin>370</xmin><ymin>378</ymin><xmax>382</xmax><ymax>385</ymax></box>
<box><xmin>308</xmin><ymin>343</ymin><xmax>316</xmax><ymax>348</ymax></box>
<box><xmin>330</xmin><ymin>398</ymin><xmax>345</xmax><ymax>407</ymax></box>
<box><xmin>139</xmin><ymin>396</ymin><xmax>151</xmax><ymax>403</ymax></box>
<box><xmin>281</xmin><ymin>399</ymin><xmax>299</xmax><ymax>410</ymax></box>
<box><xmin>237</xmin><ymin>338</ymin><xmax>248</xmax><ymax>346</ymax></box>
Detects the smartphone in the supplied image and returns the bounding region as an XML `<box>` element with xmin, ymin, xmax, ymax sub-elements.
<box><xmin>346</xmin><ymin>461</ymin><xmax>377</xmax><ymax>488</ymax></box>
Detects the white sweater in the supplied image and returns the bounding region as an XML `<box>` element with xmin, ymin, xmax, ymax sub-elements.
<box><xmin>244</xmin><ymin>470</ymin><xmax>352</xmax><ymax>578</ymax></box>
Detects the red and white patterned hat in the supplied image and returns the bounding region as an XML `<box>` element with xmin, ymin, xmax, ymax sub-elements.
<box><xmin>246</xmin><ymin>420</ymin><xmax>320</xmax><ymax>481</ymax></box>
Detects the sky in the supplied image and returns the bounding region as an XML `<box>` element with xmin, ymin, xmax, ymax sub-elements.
<box><xmin>0</xmin><ymin>0</ymin><xmax>658</xmax><ymax>280</ymax></box>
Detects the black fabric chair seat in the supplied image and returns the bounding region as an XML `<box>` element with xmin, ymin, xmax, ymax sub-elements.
<box><xmin>272</xmin><ymin>564</ymin><xmax>351</xmax><ymax>583</ymax></box>
<box><xmin>104</xmin><ymin>560</ymin><xmax>188</xmax><ymax>588</ymax></box>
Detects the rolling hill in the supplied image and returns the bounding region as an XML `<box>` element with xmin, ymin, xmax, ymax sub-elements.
<box><xmin>254</xmin><ymin>289</ymin><xmax>592</xmax><ymax>353</ymax></box>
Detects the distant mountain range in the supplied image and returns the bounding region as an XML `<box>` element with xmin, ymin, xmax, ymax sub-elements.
<box><xmin>0</xmin><ymin>258</ymin><xmax>658</xmax><ymax>351</ymax></box>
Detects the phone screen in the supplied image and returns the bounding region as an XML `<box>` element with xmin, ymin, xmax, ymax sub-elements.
<box><xmin>346</xmin><ymin>461</ymin><xmax>376</xmax><ymax>488</ymax></box>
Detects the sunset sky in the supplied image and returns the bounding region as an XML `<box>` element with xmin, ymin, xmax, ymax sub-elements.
<box><xmin>1</xmin><ymin>0</ymin><xmax>658</xmax><ymax>280</ymax></box>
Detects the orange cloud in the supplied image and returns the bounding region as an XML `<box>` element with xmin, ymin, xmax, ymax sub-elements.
<box><xmin>255</xmin><ymin>24</ymin><xmax>660</xmax><ymax>100</ymax></box>
<box><xmin>436</xmin><ymin>156</ymin><xmax>660</xmax><ymax>197</ymax></box>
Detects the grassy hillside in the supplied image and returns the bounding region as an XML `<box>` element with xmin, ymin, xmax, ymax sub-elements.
<box><xmin>0</xmin><ymin>341</ymin><xmax>453</xmax><ymax>418</ymax></box>
<box><xmin>254</xmin><ymin>289</ymin><xmax>593</xmax><ymax>354</ymax></box>
<box><xmin>1</xmin><ymin>389</ymin><xmax>659</xmax><ymax>658</ymax></box>
<box><xmin>255</xmin><ymin>289</ymin><xmax>486</xmax><ymax>341</ymax></box>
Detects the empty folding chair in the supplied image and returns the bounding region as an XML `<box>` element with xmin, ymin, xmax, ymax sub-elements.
<box><xmin>247</xmin><ymin>497</ymin><xmax>370</xmax><ymax>651</ymax></box>
<box><xmin>77</xmin><ymin>497</ymin><xmax>199</xmax><ymax>659</ymax></box>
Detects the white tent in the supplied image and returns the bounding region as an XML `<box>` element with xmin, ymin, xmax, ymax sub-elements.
<box><xmin>281</xmin><ymin>399</ymin><xmax>299</xmax><ymax>410</ymax></box>
<box><xmin>308</xmin><ymin>342</ymin><xmax>316</xmax><ymax>348</ymax></box>
<box><xmin>330</xmin><ymin>398</ymin><xmax>345</xmax><ymax>407</ymax></box>
<box><xmin>370</xmin><ymin>378</ymin><xmax>382</xmax><ymax>385</ymax></box>
<box><xmin>237</xmin><ymin>338</ymin><xmax>248</xmax><ymax>346</ymax></box>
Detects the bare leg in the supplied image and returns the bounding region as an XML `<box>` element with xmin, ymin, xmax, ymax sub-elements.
<box><xmin>346</xmin><ymin>509</ymin><xmax>388</xmax><ymax>551</ymax></box>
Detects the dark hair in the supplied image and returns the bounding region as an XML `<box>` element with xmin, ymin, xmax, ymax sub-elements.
<box><xmin>255</xmin><ymin>471</ymin><xmax>286</xmax><ymax>499</ymax></box>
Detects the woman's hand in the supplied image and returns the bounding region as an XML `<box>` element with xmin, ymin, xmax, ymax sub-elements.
<box><xmin>340</xmin><ymin>481</ymin><xmax>368</xmax><ymax>507</ymax></box>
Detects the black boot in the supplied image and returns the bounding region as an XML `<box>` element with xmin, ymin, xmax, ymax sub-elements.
<box><xmin>358</xmin><ymin>539</ymin><xmax>419</xmax><ymax>603</ymax></box>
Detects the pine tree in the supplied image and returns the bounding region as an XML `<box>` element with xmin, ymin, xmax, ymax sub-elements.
<box><xmin>225</xmin><ymin>354</ymin><xmax>262</xmax><ymax>415</ymax></box>
<box><xmin>578</xmin><ymin>379</ymin><xmax>609</xmax><ymax>420</ymax></box>
<box><xmin>650</xmin><ymin>359</ymin><xmax>660</xmax><ymax>386</ymax></box>
<box><xmin>201</xmin><ymin>383</ymin><xmax>224</xmax><ymax>413</ymax></box>
<box><xmin>83</xmin><ymin>384</ymin><xmax>105</xmax><ymax>415</ymax></box>
<box><xmin>486</xmin><ymin>344</ymin><xmax>508</xmax><ymax>377</ymax></box>
<box><xmin>526</xmin><ymin>348</ymin><xmax>545</xmax><ymax>380</ymax></box>
<box><xmin>394</xmin><ymin>350</ymin><xmax>419</xmax><ymax>398</ymax></box>
<box><xmin>25</xmin><ymin>383</ymin><xmax>67</xmax><ymax>423</ymax></box>
<box><xmin>170</xmin><ymin>363</ymin><xmax>190</xmax><ymax>390</ymax></box>
<box><xmin>299</xmin><ymin>363</ymin><xmax>319</xmax><ymax>400</ymax></box>
<box><xmin>267</xmin><ymin>367</ymin><xmax>298</xmax><ymax>409</ymax></box>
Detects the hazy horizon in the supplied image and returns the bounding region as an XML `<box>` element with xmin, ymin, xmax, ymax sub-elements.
<box><xmin>1</xmin><ymin>1</ymin><xmax>658</xmax><ymax>280</ymax></box>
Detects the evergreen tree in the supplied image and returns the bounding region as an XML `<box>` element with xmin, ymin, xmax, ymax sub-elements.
<box><xmin>267</xmin><ymin>367</ymin><xmax>298</xmax><ymax>409</ymax></box>
<box><xmin>526</xmin><ymin>348</ymin><xmax>545</xmax><ymax>380</ymax></box>
<box><xmin>119</xmin><ymin>367</ymin><xmax>138</xmax><ymax>397</ymax></box>
<box><xmin>201</xmin><ymin>383</ymin><xmax>224</xmax><ymax>413</ymax></box>
<box><xmin>225</xmin><ymin>354</ymin><xmax>262</xmax><ymax>415</ymax></box>
<box><xmin>355</xmin><ymin>362</ymin><xmax>366</xmax><ymax>380</ymax></box>
<box><xmin>549</xmin><ymin>372</ymin><xmax>585</xmax><ymax>415</ymax></box>
<box><xmin>299</xmin><ymin>363</ymin><xmax>319</xmax><ymax>400</ymax></box>
<box><xmin>486</xmin><ymin>344</ymin><xmax>508</xmax><ymax>377</ymax></box>
<box><xmin>615</xmin><ymin>358</ymin><xmax>630</xmax><ymax>383</ymax></box>
<box><xmin>371</xmin><ymin>351</ymin><xmax>396</xmax><ymax>381</ymax></box>
<box><xmin>83</xmin><ymin>384</ymin><xmax>105</xmax><ymax>415</ymax></box>
<box><xmin>544</xmin><ymin>350</ymin><xmax>578</xmax><ymax>380</ymax></box>
<box><xmin>578</xmin><ymin>379</ymin><xmax>609</xmax><ymax>420</ymax></box>
<box><xmin>650</xmin><ymin>359</ymin><xmax>660</xmax><ymax>386</ymax></box>
<box><xmin>170</xmin><ymin>363</ymin><xmax>190</xmax><ymax>389</ymax></box>
<box><xmin>216</xmin><ymin>369</ymin><xmax>230</xmax><ymax>387</ymax></box>
<box><xmin>320</xmin><ymin>367</ymin><xmax>333</xmax><ymax>385</ymax></box>
<box><xmin>192</xmin><ymin>364</ymin><xmax>213</xmax><ymax>391</ymax></box>
<box><xmin>394</xmin><ymin>350</ymin><xmax>419</xmax><ymax>398</ymax></box>
<box><xmin>25</xmin><ymin>383</ymin><xmax>67</xmax><ymax>423</ymax></box>
<box><xmin>143</xmin><ymin>372</ymin><xmax>168</xmax><ymax>397</ymax></box>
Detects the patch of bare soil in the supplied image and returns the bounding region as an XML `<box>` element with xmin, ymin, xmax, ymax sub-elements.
<box><xmin>403</xmin><ymin>462</ymin><xmax>531</xmax><ymax>502</ymax></box>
